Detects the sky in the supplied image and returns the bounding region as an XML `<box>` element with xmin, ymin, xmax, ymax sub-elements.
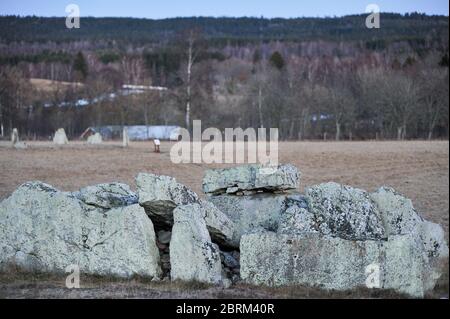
<box><xmin>0</xmin><ymin>0</ymin><xmax>448</xmax><ymax>18</ymax></box>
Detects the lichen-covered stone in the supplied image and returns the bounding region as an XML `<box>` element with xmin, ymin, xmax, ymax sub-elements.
<box><xmin>305</xmin><ymin>182</ymin><xmax>385</xmax><ymax>240</ymax></box>
<box><xmin>0</xmin><ymin>182</ymin><xmax>161</xmax><ymax>279</ymax></box>
<box><xmin>73</xmin><ymin>182</ymin><xmax>138</xmax><ymax>210</ymax></box>
<box><xmin>240</xmin><ymin>231</ymin><xmax>442</xmax><ymax>297</ymax></box>
<box><xmin>371</xmin><ymin>187</ymin><xmax>448</xmax><ymax>265</ymax></box>
<box><xmin>370</xmin><ymin>187</ymin><xmax>423</xmax><ymax>235</ymax></box>
<box><xmin>170</xmin><ymin>203</ymin><xmax>223</xmax><ymax>284</ymax></box>
<box><xmin>278</xmin><ymin>205</ymin><xmax>320</xmax><ymax>235</ymax></box>
<box><xmin>136</xmin><ymin>173</ymin><xmax>235</xmax><ymax>247</ymax></box>
<box><xmin>208</xmin><ymin>193</ymin><xmax>288</xmax><ymax>245</ymax></box>
<box><xmin>240</xmin><ymin>231</ymin><xmax>380</xmax><ymax>290</ymax></box>
<box><xmin>203</xmin><ymin>164</ymin><xmax>300</xmax><ymax>195</ymax></box>
<box><xmin>420</xmin><ymin>220</ymin><xmax>448</xmax><ymax>260</ymax></box>
<box><xmin>136</xmin><ymin>173</ymin><xmax>199</xmax><ymax>228</ymax></box>
<box><xmin>200</xmin><ymin>199</ymin><xmax>236</xmax><ymax>248</ymax></box>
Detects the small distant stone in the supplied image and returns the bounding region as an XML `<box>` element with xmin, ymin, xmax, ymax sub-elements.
<box><xmin>157</xmin><ymin>230</ymin><xmax>172</xmax><ymax>244</ymax></box>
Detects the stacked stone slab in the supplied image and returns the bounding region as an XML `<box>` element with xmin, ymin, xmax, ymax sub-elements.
<box><xmin>203</xmin><ymin>164</ymin><xmax>300</xmax><ymax>195</ymax></box>
<box><xmin>205</xmin><ymin>164</ymin><xmax>301</xmax><ymax>246</ymax></box>
<box><xmin>202</xmin><ymin>164</ymin><xmax>302</xmax><ymax>284</ymax></box>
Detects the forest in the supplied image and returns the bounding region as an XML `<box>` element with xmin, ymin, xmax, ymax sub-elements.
<box><xmin>0</xmin><ymin>14</ymin><xmax>448</xmax><ymax>140</ymax></box>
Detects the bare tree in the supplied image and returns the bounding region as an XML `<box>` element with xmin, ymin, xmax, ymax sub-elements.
<box><xmin>0</xmin><ymin>67</ymin><xmax>32</xmax><ymax>136</ymax></box>
<box><xmin>381</xmin><ymin>72</ymin><xmax>419</xmax><ymax>140</ymax></box>
<box><xmin>181</xmin><ymin>30</ymin><xmax>202</xmax><ymax>131</ymax></box>
<box><xmin>418</xmin><ymin>69</ymin><xmax>449</xmax><ymax>140</ymax></box>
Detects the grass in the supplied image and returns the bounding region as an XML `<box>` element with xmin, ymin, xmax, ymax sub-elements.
<box><xmin>1</xmin><ymin>266</ymin><xmax>447</xmax><ymax>299</ymax></box>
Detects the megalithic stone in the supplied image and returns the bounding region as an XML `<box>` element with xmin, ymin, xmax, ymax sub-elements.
<box><xmin>123</xmin><ymin>128</ymin><xmax>129</xmax><ymax>147</ymax></box>
<box><xmin>11</xmin><ymin>128</ymin><xmax>19</xmax><ymax>145</ymax></box>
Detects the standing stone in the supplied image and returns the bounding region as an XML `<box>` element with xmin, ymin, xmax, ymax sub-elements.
<box><xmin>122</xmin><ymin>128</ymin><xmax>129</xmax><ymax>147</ymax></box>
<box><xmin>0</xmin><ymin>182</ymin><xmax>161</xmax><ymax>279</ymax></box>
<box><xmin>170</xmin><ymin>203</ymin><xmax>223</xmax><ymax>284</ymax></box>
<box><xmin>11</xmin><ymin>128</ymin><xmax>19</xmax><ymax>145</ymax></box>
<box><xmin>87</xmin><ymin>132</ymin><xmax>103</xmax><ymax>145</ymax></box>
<box><xmin>11</xmin><ymin>128</ymin><xmax>27</xmax><ymax>149</ymax></box>
<box><xmin>53</xmin><ymin>128</ymin><xmax>69</xmax><ymax>145</ymax></box>
<box><xmin>203</xmin><ymin>164</ymin><xmax>300</xmax><ymax>195</ymax></box>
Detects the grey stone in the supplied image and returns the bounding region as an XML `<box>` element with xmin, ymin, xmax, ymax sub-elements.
<box><xmin>278</xmin><ymin>205</ymin><xmax>319</xmax><ymax>235</ymax></box>
<box><xmin>136</xmin><ymin>173</ymin><xmax>235</xmax><ymax>247</ymax></box>
<box><xmin>220</xmin><ymin>251</ymin><xmax>240</xmax><ymax>269</ymax></box>
<box><xmin>203</xmin><ymin>164</ymin><xmax>300</xmax><ymax>195</ymax></box>
<box><xmin>370</xmin><ymin>187</ymin><xmax>423</xmax><ymax>236</ymax></box>
<box><xmin>0</xmin><ymin>182</ymin><xmax>162</xmax><ymax>279</ymax></box>
<box><xmin>305</xmin><ymin>182</ymin><xmax>385</xmax><ymax>240</ymax></box>
<box><xmin>371</xmin><ymin>186</ymin><xmax>448</xmax><ymax>265</ymax></box>
<box><xmin>240</xmin><ymin>231</ymin><xmax>442</xmax><ymax>298</ymax></box>
<box><xmin>157</xmin><ymin>230</ymin><xmax>172</xmax><ymax>245</ymax></box>
<box><xmin>170</xmin><ymin>203</ymin><xmax>223</xmax><ymax>284</ymax></box>
<box><xmin>208</xmin><ymin>193</ymin><xmax>288</xmax><ymax>245</ymax></box>
<box><xmin>200</xmin><ymin>200</ymin><xmax>236</xmax><ymax>248</ymax></box>
<box><xmin>136</xmin><ymin>173</ymin><xmax>199</xmax><ymax>228</ymax></box>
<box><xmin>73</xmin><ymin>182</ymin><xmax>138</xmax><ymax>210</ymax></box>
<box><xmin>122</xmin><ymin>128</ymin><xmax>130</xmax><ymax>147</ymax></box>
<box><xmin>87</xmin><ymin>132</ymin><xmax>103</xmax><ymax>145</ymax></box>
<box><xmin>11</xmin><ymin>128</ymin><xmax>19</xmax><ymax>145</ymax></box>
<box><xmin>53</xmin><ymin>128</ymin><xmax>69</xmax><ymax>145</ymax></box>
<box><xmin>13</xmin><ymin>142</ymin><xmax>28</xmax><ymax>150</ymax></box>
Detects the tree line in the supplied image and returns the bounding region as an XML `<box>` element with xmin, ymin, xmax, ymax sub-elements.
<box><xmin>0</xmin><ymin>15</ymin><xmax>448</xmax><ymax>140</ymax></box>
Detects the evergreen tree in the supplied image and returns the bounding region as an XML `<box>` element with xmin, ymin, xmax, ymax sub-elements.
<box><xmin>73</xmin><ymin>51</ymin><xmax>88</xmax><ymax>81</ymax></box>
<box><xmin>269</xmin><ymin>51</ymin><xmax>285</xmax><ymax>70</ymax></box>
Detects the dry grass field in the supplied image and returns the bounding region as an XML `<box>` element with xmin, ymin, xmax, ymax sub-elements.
<box><xmin>0</xmin><ymin>140</ymin><xmax>448</xmax><ymax>298</ymax></box>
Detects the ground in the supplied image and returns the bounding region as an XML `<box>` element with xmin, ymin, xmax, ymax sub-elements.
<box><xmin>0</xmin><ymin>140</ymin><xmax>448</xmax><ymax>298</ymax></box>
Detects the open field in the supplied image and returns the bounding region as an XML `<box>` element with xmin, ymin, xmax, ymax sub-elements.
<box><xmin>0</xmin><ymin>140</ymin><xmax>449</xmax><ymax>298</ymax></box>
<box><xmin>30</xmin><ymin>78</ymin><xmax>84</xmax><ymax>93</ymax></box>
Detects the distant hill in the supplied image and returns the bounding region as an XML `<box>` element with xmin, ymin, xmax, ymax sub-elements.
<box><xmin>0</xmin><ymin>14</ymin><xmax>448</xmax><ymax>45</ymax></box>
